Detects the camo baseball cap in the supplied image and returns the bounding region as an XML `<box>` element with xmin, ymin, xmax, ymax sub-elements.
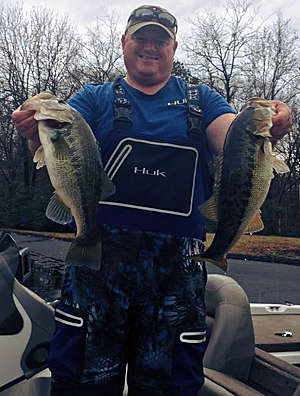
<box><xmin>125</xmin><ymin>5</ymin><xmax>178</xmax><ymax>40</ymax></box>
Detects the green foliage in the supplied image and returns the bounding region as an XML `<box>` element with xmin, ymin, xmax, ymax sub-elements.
<box><xmin>261</xmin><ymin>199</ymin><xmax>300</xmax><ymax>238</ymax></box>
<box><xmin>0</xmin><ymin>178</ymin><xmax>70</xmax><ymax>233</ymax></box>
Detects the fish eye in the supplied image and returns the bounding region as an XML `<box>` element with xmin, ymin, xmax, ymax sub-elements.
<box><xmin>51</xmin><ymin>131</ymin><xmax>61</xmax><ymax>142</ymax></box>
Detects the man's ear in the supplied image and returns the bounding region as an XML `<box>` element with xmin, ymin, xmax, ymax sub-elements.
<box><xmin>173</xmin><ymin>40</ymin><xmax>178</xmax><ymax>53</ymax></box>
<box><xmin>121</xmin><ymin>34</ymin><xmax>126</xmax><ymax>50</ymax></box>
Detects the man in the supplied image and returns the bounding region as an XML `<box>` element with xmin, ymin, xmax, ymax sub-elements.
<box><xmin>12</xmin><ymin>5</ymin><xmax>292</xmax><ymax>396</ymax></box>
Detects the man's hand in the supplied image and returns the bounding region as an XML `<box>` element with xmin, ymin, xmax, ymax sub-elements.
<box><xmin>270</xmin><ymin>100</ymin><xmax>292</xmax><ymax>145</ymax></box>
<box><xmin>11</xmin><ymin>106</ymin><xmax>40</xmax><ymax>154</ymax></box>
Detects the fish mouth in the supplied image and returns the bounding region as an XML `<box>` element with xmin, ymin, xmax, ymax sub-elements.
<box><xmin>45</xmin><ymin>119</ymin><xmax>70</xmax><ymax>129</ymax></box>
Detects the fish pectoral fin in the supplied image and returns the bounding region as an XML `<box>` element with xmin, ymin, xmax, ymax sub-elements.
<box><xmin>51</xmin><ymin>133</ymin><xmax>70</xmax><ymax>161</ymax></box>
<box><xmin>198</xmin><ymin>193</ymin><xmax>219</xmax><ymax>222</ymax></box>
<box><xmin>263</xmin><ymin>140</ymin><xmax>290</xmax><ymax>174</ymax></box>
<box><xmin>272</xmin><ymin>156</ymin><xmax>290</xmax><ymax>174</ymax></box>
<box><xmin>46</xmin><ymin>192</ymin><xmax>72</xmax><ymax>224</ymax></box>
<box><xmin>245</xmin><ymin>210</ymin><xmax>264</xmax><ymax>234</ymax></box>
<box><xmin>33</xmin><ymin>145</ymin><xmax>46</xmax><ymax>169</ymax></box>
<box><xmin>99</xmin><ymin>169</ymin><xmax>116</xmax><ymax>200</ymax></box>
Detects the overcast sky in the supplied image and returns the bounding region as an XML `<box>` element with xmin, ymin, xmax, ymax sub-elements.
<box><xmin>3</xmin><ymin>0</ymin><xmax>300</xmax><ymax>59</ymax></box>
<box><xmin>6</xmin><ymin>0</ymin><xmax>300</xmax><ymax>33</ymax></box>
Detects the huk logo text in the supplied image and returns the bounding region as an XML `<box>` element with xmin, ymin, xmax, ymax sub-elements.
<box><xmin>133</xmin><ymin>167</ymin><xmax>166</xmax><ymax>177</ymax></box>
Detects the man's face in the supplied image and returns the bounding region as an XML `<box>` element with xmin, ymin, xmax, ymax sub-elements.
<box><xmin>122</xmin><ymin>25</ymin><xmax>178</xmax><ymax>87</ymax></box>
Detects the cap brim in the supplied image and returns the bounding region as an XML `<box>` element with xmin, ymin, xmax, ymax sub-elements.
<box><xmin>126</xmin><ymin>21</ymin><xmax>175</xmax><ymax>40</ymax></box>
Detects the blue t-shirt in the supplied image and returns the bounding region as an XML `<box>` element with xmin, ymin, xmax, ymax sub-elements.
<box><xmin>69</xmin><ymin>75</ymin><xmax>235</xmax><ymax>145</ymax></box>
<box><xmin>68</xmin><ymin>76</ymin><xmax>235</xmax><ymax>238</ymax></box>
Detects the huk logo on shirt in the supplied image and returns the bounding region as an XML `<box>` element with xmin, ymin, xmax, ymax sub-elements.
<box><xmin>167</xmin><ymin>98</ymin><xmax>187</xmax><ymax>106</ymax></box>
<box><xmin>133</xmin><ymin>166</ymin><xmax>166</xmax><ymax>177</ymax></box>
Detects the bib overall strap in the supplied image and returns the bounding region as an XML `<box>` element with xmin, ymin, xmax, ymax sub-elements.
<box><xmin>186</xmin><ymin>83</ymin><xmax>204</xmax><ymax>141</ymax></box>
<box><xmin>113</xmin><ymin>77</ymin><xmax>133</xmax><ymax>131</ymax></box>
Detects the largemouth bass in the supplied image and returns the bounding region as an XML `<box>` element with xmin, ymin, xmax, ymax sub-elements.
<box><xmin>21</xmin><ymin>92</ymin><xmax>115</xmax><ymax>270</ymax></box>
<box><xmin>192</xmin><ymin>98</ymin><xmax>289</xmax><ymax>271</ymax></box>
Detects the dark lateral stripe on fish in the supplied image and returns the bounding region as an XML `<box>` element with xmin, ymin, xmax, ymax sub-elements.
<box><xmin>204</xmin><ymin>110</ymin><xmax>258</xmax><ymax>257</ymax></box>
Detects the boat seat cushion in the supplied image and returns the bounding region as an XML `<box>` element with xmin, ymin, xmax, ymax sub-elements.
<box><xmin>204</xmin><ymin>274</ymin><xmax>255</xmax><ymax>381</ymax></box>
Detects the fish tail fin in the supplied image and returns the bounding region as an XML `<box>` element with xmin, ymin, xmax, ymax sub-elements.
<box><xmin>65</xmin><ymin>232</ymin><xmax>102</xmax><ymax>270</ymax></box>
<box><xmin>190</xmin><ymin>253</ymin><xmax>228</xmax><ymax>273</ymax></box>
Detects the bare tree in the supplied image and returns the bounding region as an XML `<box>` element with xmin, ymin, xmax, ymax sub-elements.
<box><xmin>0</xmin><ymin>4</ymin><xmax>127</xmax><ymax>229</ymax></box>
<box><xmin>240</xmin><ymin>13</ymin><xmax>300</xmax><ymax>103</ymax></box>
<box><xmin>29</xmin><ymin>6</ymin><xmax>83</xmax><ymax>99</ymax></box>
<box><xmin>182</xmin><ymin>0</ymin><xmax>300</xmax><ymax>235</ymax></box>
<box><xmin>240</xmin><ymin>14</ymin><xmax>300</xmax><ymax>220</ymax></box>
<box><xmin>71</xmin><ymin>9</ymin><xmax>125</xmax><ymax>88</ymax></box>
<box><xmin>0</xmin><ymin>3</ymin><xmax>82</xmax><ymax>193</ymax></box>
<box><xmin>183</xmin><ymin>0</ymin><xmax>264</xmax><ymax>105</ymax></box>
<box><xmin>272</xmin><ymin>98</ymin><xmax>300</xmax><ymax>204</ymax></box>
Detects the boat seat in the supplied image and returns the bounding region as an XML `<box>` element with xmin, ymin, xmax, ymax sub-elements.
<box><xmin>294</xmin><ymin>384</ymin><xmax>300</xmax><ymax>396</ymax></box>
<box><xmin>198</xmin><ymin>274</ymin><xmax>300</xmax><ymax>396</ymax></box>
<box><xmin>0</xmin><ymin>233</ymin><xmax>55</xmax><ymax>395</ymax></box>
<box><xmin>203</xmin><ymin>274</ymin><xmax>255</xmax><ymax>381</ymax></box>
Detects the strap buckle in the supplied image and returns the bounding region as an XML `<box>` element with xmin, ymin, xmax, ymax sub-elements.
<box><xmin>114</xmin><ymin>84</ymin><xmax>132</xmax><ymax>130</ymax></box>
<box><xmin>188</xmin><ymin>104</ymin><xmax>204</xmax><ymax>141</ymax></box>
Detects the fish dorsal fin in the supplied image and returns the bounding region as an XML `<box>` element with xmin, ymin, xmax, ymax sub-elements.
<box><xmin>211</xmin><ymin>152</ymin><xmax>223</xmax><ymax>190</ymax></box>
<box><xmin>95</xmin><ymin>142</ymin><xmax>116</xmax><ymax>201</ymax></box>
<box><xmin>46</xmin><ymin>192</ymin><xmax>72</xmax><ymax>225</ymax></box>
<box><xmin>99</xmin><ymin>168</ymin><xmax>116</xmax><ymax>200</ymax></box>
<box><xmin>198</xmin><ymin>193</ymin><xmax>219</xmax><ymax>221</ymax></box>
<box><xmin>244</xmin><ymin>210</ymin><xmax>264</xmax><ymax>234</ymax></box>
<box><xmin>198</xmin><ymin>153</ymin><xmax>223</xmax><ymax>222</ymax></box>
<box><xmin>33</xmin><ymin>145</ymin><xmax>46</xmax><ymax>169</ymax></box>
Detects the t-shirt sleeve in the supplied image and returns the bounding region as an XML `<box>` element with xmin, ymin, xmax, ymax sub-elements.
<box><xmin>68</xmin><ymin>84</ymin><xmax>101</xmax><ymax>132</ymax></box>
<box><xmin>199</xmin><ymin>85</ymin><xmax>236</xmax><ymax>128</ymax></box>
